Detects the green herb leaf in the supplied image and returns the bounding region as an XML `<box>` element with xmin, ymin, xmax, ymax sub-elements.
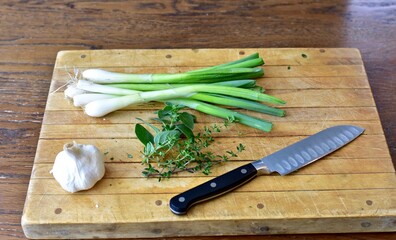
<box><xmin>179</xmin><ymin>112</ymin><xmax>195</xmax><ymax>130</ymax></box>
<box><xmin>136</xmin><ymin>117</ymin><xmax>160</xmax><ymax>133</ymax></box>
<box><xmin>176</xmin><ymin>124</ymin><xmax>194</xmax><ymax>139</ymax></box>
<box><xmin>157</xmin><ymin>105</ymin><xmax>173</xmax><ymax>120</ymax></box>
<box><xmin>237</xmin><ymin>143</ymin><xmax>246</xmax><ymax>152</ymax></box>
<box><xmin>143</xmin><ymin>142</ymin><xmax>155</xmax><ymax>156</ymax></box>
<box><xmin>135</xmin><ymin>124</ymin><xmax>154</xmax><ymax>145</ymax></box>
<box><xmin>154</xmin><ymin>130</ymin><xmax>180</xmax><ymax>146</ymax></box>
<box><xmin>226</xmin><ymin>150</ymin><xmax>237</xmax><ymax>157</ymax></box>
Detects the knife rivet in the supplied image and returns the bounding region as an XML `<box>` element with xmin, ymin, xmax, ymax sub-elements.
<box><xmin>178</xmin><ymin>197</ymin><xmax>185</xmax><ymax>203</ymax></box>
<box><xmin>210</xmin><ymin>182</ymin><xmax>217</xmax><ymax>188</ymax></box>
<box><xmin>241</xmin><ymin>168</ymin><xmax>247</xmax><ymax>174</ymax></box>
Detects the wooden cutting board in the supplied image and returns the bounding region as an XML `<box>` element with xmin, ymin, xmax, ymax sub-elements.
<box><xmin>22</xmin><ymin>48</ymin><xmax>396</xmax><ymax>239</ymax></box>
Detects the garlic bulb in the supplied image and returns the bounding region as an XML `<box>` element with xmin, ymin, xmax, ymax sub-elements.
<box><xmin>50</xmin><ymin>141</ymin><xmax>105</xmax><ymax>193</ymax></box>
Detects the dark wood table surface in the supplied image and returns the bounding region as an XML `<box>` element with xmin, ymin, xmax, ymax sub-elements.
<box><xmin>1</xmin><ymin>1</ymin><xmax>395</xmax><ymax>239</ymax></box>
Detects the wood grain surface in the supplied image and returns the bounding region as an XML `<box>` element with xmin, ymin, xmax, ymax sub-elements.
<box><xmin>1</xmin><ymin>1</ymin><xmax>395</xmax><ymax>240</ymax></box>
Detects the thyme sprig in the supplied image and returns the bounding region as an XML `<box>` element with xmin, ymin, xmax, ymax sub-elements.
<box><xmin>135</xmin><ymin>103</ymin><xmax>245</xmax><ymax>181</ymax></box>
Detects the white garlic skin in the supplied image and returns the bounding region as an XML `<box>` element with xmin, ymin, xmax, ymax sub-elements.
<box><xmin>51</xmin><ymin>141</ymin><xmax>105</xmax><ymax>193</ymax></box>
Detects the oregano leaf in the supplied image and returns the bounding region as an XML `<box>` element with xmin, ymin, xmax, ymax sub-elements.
<box><xmin>179</xmin><ymin>112</ymin><xmax>195</xmax><ymax>130</ymax></box>
<box><xmin>136</xmin><ymin>118</ymin><xmax>160</xmax><ymax>133</ymax></box>
<box><xmin>176</xmin><ymin>124</ymin><xmax>194</xmax><ymax>139</ymax></box>
<box><xmin>154</xmin><ymin>130</ymin><xmax>180</xmax><ymax>146</ymax></box>
<box><xmin>135</xmin><ymin>124</ymin><xmax>154</xmax><ymax>145</ymax></box>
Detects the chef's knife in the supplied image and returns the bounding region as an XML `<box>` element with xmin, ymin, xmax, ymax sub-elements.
<box><xmin>169</xmin><ymin>125</ymin><xmax>364</xmax><ymax>215</ymax></box>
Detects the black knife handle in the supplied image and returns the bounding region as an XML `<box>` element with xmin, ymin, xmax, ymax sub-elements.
<box><xmin>169</xmin><ymin>163</ymin><xmax>258</xmax><ymax>215</ymax></box>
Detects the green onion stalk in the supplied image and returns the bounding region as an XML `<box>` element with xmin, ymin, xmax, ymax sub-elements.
<box><xmin>82</xmin><ymin>67</ymin><xmax>264</xmax><ymax>84</ymax></box>
<box><xmin>82</xmin><ymin>54</ymin><xmax>265</xmax><ymax>84</ymax></box>
<box><xmin>71</xmin><ymin>79</ymin><xmax>257</xmax><ymax>107</ymax></box>
<box><xmin>65</xmin><ymin>53</ymin><xmax>286</xmax><ymax>132</ymax></box>
<box><xmin>82</xmin><ymin>84</ymin><xmax>285</xmax><ymax>118</ymax></box>
<box><xmin>166</xmin><ymin>99</ymin><xmax>273</xmax><ymax>132</ymax></box>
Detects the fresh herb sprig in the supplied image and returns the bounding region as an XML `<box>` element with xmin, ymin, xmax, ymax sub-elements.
<box><xmin>135</xmin><ymin>103</ymin><xmax>245</xmax><ymax>181</ymax></box>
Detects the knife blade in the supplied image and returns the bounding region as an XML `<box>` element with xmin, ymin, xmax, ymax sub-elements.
<box><xmin>169</xmin><ymin>125</ymin><xmax>365</xmax><ymax>215</ymax></box>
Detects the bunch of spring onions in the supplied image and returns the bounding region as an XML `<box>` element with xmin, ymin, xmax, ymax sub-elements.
<box><xmin>64</xmin><ymin>53</ymin><xmax>285</xmax><ymax>132</ymax></box>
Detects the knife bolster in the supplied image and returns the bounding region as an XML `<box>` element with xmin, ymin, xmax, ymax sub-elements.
<box><xmin>252</xmin><ymin>162</ymin><xmax>271</xmax><ymax>175</ymax></box>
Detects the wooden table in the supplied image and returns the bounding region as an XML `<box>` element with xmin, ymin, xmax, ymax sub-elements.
<box><xmin>1</xmin><ymin>1</ymin><xmax>395</xmax><ymax>239</ymax></box>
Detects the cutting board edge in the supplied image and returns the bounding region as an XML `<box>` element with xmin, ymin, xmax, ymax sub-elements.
<box><xmin>21</xmin><ymin>215</ymin><xmax>396</xmax><ymax>239</ymax></box>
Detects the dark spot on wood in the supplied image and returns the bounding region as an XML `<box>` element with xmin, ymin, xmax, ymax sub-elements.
<box><xmin>81</xmin><ymin>54</ymin><xmax>86</xmax><ymax>59</ymax></box>
<box><xmin>257</xmin><ymin>203</ymin><xmax>264</xmax><ymax>209</ymax></box>
<box><xmin>54</xmin><ymin>208</ymin><xmax>62</xmax><ymax>214</ymax></box>
<box><xmin>90</xmin><ymin>45</ymin><xmax>103</xmax><ymax>50</ymax></box>
<box><xmin>239</xmin><ymin>51</ymin><xmax>245</xmax><ymax>55</ymax></box>
<box><xmin>109</xmin><ymin>184</ymin><xmax>112</xmax><ymax>186</ymax></box>
<box><xmin>66</xmin><ymin>3</ymin><xmax>75</xmax><ymax>9</ymax></box>
<box><xmin>152</xmin><ymin>228</ymin><xmax>162</xmax><ymax>234</ymax></box>
<box><xmin>260</xmin><ymin>226</ymin><xmax>270</xmax><ymax>232</ymax></box>
<box><xmin>110</xmin><ymin>157</ymin><xmax>114</xmax><ymax>160</ymax></box>
<box><xmin>301</xmin><ymin>53</ymin><xmax>308</xmax><ymax>58</ymax></box>
<box><xmin>366</xmin><ymin>200</ymin><xmax>373</xmax><ymax>205</ymax></box>
<box><xmin>166</xmin><ymin>54</ymin><xmax>172</xmax><ymax>59</ymax></box>
<box><xmin>155</xmin><ymin>200</ymin><xmax>162</xmax><ymax>206</ymax></box>
<box><xmin>361</xmin><ymin>222</ymin><xmax>371</xmax><ymax>228</ymax></box>
<box><xmin>287</xmin><ymin>65</ymin><xmax>291</xmax><ymax>70</ymax></box>
<box><xmin>138</xmin><ymin>2</ymin><xmax>165</xmax><ymax>10</ymax></box>
<box><xmin>320</xmin><ymin>49</ymin><xmax>326</xmax><ymax>53</ymax></box>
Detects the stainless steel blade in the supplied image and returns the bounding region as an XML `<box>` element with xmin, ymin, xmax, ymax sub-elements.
<box><xmin>252</xmin><ymin>125</ymin><xmax>365</xmax><ymax>175</ymax></box>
